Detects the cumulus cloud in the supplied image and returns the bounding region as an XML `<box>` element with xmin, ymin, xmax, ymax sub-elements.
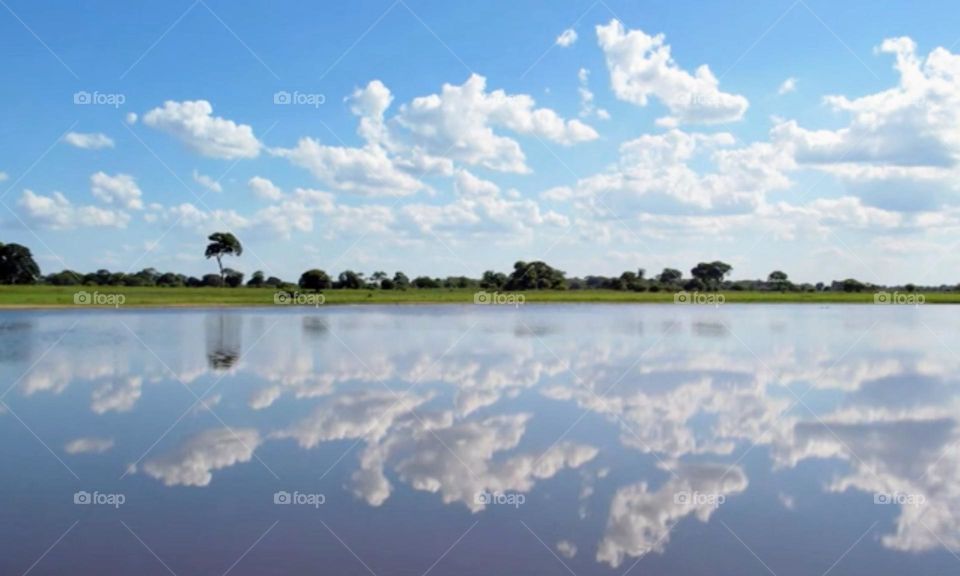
<box><xmin>350</xmin><ymin>79</ymin><xmax>394</xmax><ymax>145</ymax></box>
<box><xmin>248</xmin><ymin>176</ymin><xmax>283</xmax><ymax>200</ymax></box>
<box><xmin>775</xmin><ymin>38</ymin><xmax>960</xmax><ymax>176</ymax></box>
<box><xmin>254</xmin><ymin>187</ymin><xmax>397</xmax><ymax>238</ymax></box>
<box><xmin>91</xmin><ymin>377</ymin><xmax>143</xmax><ymax>414</ymax></box>
<box><xmin>145</xmin><ymin>201</ymin><xmax>249</xmax><ymax>232</ymax></box>
<box><xmin>778</xmin><ymin>77</ymin><xmax>798</xmax><ymax>95</ymax></box>
<box><xmin>271</xmin><ymin>81</ymin><xmax>431</xmax><ymax>197</ymax></box>
<box><xmin>192</xmin><ymin>170</ymin><xmax>222</xmax><ymax>193</ymax></box>
<box><xmin>143</xmin><ymin>100</ymin><xmax>261</xmax><ymax>159</ymax></box>
<box><xmin>64</xmin><ymin>437</ymin><xmax>114</xmax><ymax>454</ymax></box>
<box><xmin>143</xmin><ymin>427</ymin><xmax>262</xmax><ymax>487</ymax></box>
<box><xmin>402</xmin><ymin>169</ymin><xmax>569</xmax><ymax>239</ymax></box>
<box><xmin>597</xmin><ymin>463</ymin><xmax>748</xmax><ymax>567</ymax></box>
<box><xmin>596</xmin><ymin>19</ymin><xmax>749</xmax><ymax>125</ymax></box>
<box><xmin>273</xmin><ymin>137</ymin><xmax>424</xmax><ymax>196</ymax></box>
<box><xmin>272</xmin><ymin>390</ymin><xmax>431</xmax><ymax>449</ymax></box>
<box><xmin>382</xmin><ymin>413</ymin><xmax>597</xmax><ymax>512</ymax></box>
<box><xmin>556</xmin><ymin>540</ymin><xmax>578</xmax><ymax>559</ymax></box>
<box><xmin>770</xmin><ymin>37</ymin><xmax>960</xmax><ymax>212</ymax></box>
<box><xmin>18</xmin><ymin>189</ymin><xmax>130</xmax><ymax>229</ymax></box>
<box><xmin>578</xmin><ymin>68</ymin><xmax>610</xmax><ymax>120</ymax></box>
<box><xmin>397</xmin><ymin>74</ymin><xmax>598</xmax><ymax>173</ymax></box>
<box><xmin>63</xmin><ymin>132</ymin><xmax>114</xmax><ymax>150</ymax></box>
<box><xmin>547</xmin><ymin>128</ymin><xmax>793</xmax><ymax>215</ymax></box>
<box><xmin>91</xmin><ymin>171</ymin><xmax>143</xmax><ymax>209</ymax></box>
<box><xmin>556</xmin><ymin>28</ymin><xmax>578</xmax><ymax>47</ymax></box>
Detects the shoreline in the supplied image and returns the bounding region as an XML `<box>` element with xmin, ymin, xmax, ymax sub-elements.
<box><xmin>0</xmin><ymin>286</ymin><xmax>951</xmax><ymax>309</ymax></box>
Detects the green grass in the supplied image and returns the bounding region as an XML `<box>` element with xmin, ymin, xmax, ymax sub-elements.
<box><xmin>0</xmin><ymin>285</ymin><xmax>957</xmax><ymax>308</ymax></box>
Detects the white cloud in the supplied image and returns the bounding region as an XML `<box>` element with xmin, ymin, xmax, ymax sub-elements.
<box><xmin>272</xmin><ymin>138</ymin><xmax>424</xmax><ymax>196</ymax></box>
<box><xmin>143</xmin><ymin>100</ymin><xmax>261</xmax><ymax>159</ymax></box>
<box><xmin>143</xmin><ymin>427</ymin><xmax>262</xmax><ymax>487</ymax></box>
<box><xmin>578</xmin><ymin>68</ymin><xmax>610</xmax><ymax>120</ymax></box>
<box><xmin>272</xmin><ymin>81</ymin><xmax>434</xmax><ymax>197</ymax></box>
<box><xmin>596</xmin><ymin>19</ymin><xmax>749</xmax><ymax>125</ymax></box>
<box><xmin>273</xmin><ymin>390</ymin><xmax>431</xmax><ymax>449</ymax></box>
<box><xmin>556</xmin><ymin>28</ymin><xmax>578</xmax><ymax>47</ymax></box>
<box><xmin>388</xmin><ymin>414</ymin><xmax>597</xmax><ymax>512</ymax></box>
<box><xmin>597</xmin><ymin>463</ymin><xmax>748</xmax><ymax>567</ymax></box>
<box><xmin>192</xmin><ymin>170</ymin><xmax>222</xmax><ymax>193</ymax></box>
<box><xmin>548</xmin><ymin>128</ymin><xmax>793</xmax><ymax>215</ymax></box>
<box><xmin>397</xmin><ymin>74</ymin><xmax>598</xmax><ymax>173</ymax></box>
<box><xmin>248</xmin><ymin>176</ymin><xmax>283</xmax><ymax>200</ymax></box>
<box><xmin>91</xmin><ymin>171</ymin><xmax>143</xmax><ymax>209</ymax></box>
<box><xmin>350</xmin><ymin>79</ymin><xmax>394</xmax><ymax>145</ymax></box>
<box><xmin>770</xmin><ymin>37</ymin><xmax>960</xmax><ymax>213</ymax></box>
<box><xmin>125</xmin><ymin>112</ymin><xmax>138</xmax><ymax>125</ymax></box>
<box><xmin>63</xmin><ymin>132</ymin><xmax>114</xmax><ymax>150</ymax></box>
<box><xmin>64</xmin><ymin>437</ymin><xmax>114</xmax><ymax>454</ymax></box>
<box><xmin>403</xmin><ymin>169</ymin><xmax>569</xmax><ymax>239</ymax></box>
<box><xmin>775</xmin><ymin>38</ymin><xmax>960</xmax><ymax>176</ymax></box>
<box><xmin>556</xmin><ymin>540</ymin><xmax>578</xmax><ymax>559</ymax></box>
<box><xmin>778</xmin><ymin>77</ymin><xmax>798</xmax><ymax>95</ymax></box>
<box><xmin>145</xmin><ymin>202</ymin><xmax>249</xmax><ymax>232</ymax></box>
<box><xmin>91</xmin><ymin>377</ymin><xmax>143</xmax><ymax>414</ymax></box>
<box><xmin>18</xmin><ymin>189</ymin><xmax>130</xmax><ymax>229</ymax></box>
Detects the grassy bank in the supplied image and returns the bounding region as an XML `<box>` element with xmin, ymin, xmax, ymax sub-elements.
<box><xmin>0</xmin><ymin>285</ymin><xmax>956</xmax><ymax>308</ymax></box>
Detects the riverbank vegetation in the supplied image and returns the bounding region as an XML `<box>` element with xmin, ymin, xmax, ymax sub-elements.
<box><xmin>1</xmin><ymin>235</ymin><xmax>954</xmax><ymax>307</ymax></box>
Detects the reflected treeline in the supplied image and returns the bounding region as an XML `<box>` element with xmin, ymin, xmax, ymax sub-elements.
<box><xmin>0</xmin><ymin>319</ymin><xmax>33</xmax><ymax>363</ymax></box>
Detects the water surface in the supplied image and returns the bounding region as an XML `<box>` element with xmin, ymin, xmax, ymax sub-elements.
<box><xmin>1</xmin><ymin>305</ymin><xmax>957</xmax><ymax>575</ymax></box>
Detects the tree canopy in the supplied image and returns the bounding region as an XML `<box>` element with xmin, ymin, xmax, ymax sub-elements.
<box><xmin>504</xmin><ymin>261</ymin><xmax>566</xmax><ymax>290</ymax></box>
<box><xmin>299</xmin><ymin>269</ymin><xmax>332</xmax><ymax>292</ymax></box>
<box><xmin>0</xmin><ymin>242</ymin><xmax>41</xmax><ymax>284</ymax></box>
<box><xmin>690</xmin><ymin>261</ymin><xmax>733</xmax><ymax>290</ymax></box>
<box><xmin>204</xmin><ymin>232</ymin><xmax>243</xmax><ymax>285</ymax></box>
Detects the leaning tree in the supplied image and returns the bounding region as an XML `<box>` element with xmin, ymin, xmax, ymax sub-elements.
<box><xmin>204</xmin><ymin>232</ymin><xmax>243</xmax><ymax>286</ymax></box>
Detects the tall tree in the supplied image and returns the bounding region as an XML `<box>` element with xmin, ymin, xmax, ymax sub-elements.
<box><xmin>690</xmin><ymin>261</ymin><xmax>733</xmax><ymax>291</ymax></box>
<box><xmin>0</xmin><ymin>242</ymin><xmax>41</xmax><ymax>284</ymax></box>
<box><xmin>657</xmin><ymin>268</ymin><xmax>682</xmax><ymax>285</ymax></box>
<box><xmin>392</xmin><ymin>271</ymin><xmax>410</xmax><ymax>290</ymax></box>
<box><xmin>504</xmin><ymin>261</ymin><xmax>566</xmax><ymax>290</ymax></box>
<box><xmin>204</xmin><ymin>232</ymin><xmax>243</xmax><ymax>286</ymax></box>
<box><xmin>337</xmin><ymin>270</ymin><xmax>364</xmax><ymax>289</ymax></box>
<box><xmin>299</xmin><ymin>269</ymin><xmax>332</xmax><ymax>292</ymax></box>
<box><xmin>768</xmin><ymin>270</ymin><xmax>790</xmax><ymax>292</ymax></box>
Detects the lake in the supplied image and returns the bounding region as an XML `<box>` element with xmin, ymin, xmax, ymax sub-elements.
<box><xmin>0</xmin><ymin>305</ymin><xmax>957</xmax><ymax>575</ymax></box>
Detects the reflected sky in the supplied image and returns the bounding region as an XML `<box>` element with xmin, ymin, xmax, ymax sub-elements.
<box><xmin>1</xmin><ymin>305</ymin><xmax>959</xmax><ymax>575</ymax></box>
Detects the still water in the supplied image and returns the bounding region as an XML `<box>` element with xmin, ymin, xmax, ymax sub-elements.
<box><xmin>0</xmin><ymin>305</ymin><xmax>957</xmax><ymax>575</ymax></box>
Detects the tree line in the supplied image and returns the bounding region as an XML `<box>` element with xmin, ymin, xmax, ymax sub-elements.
<box><xmin>0</xmin><ymin>235</ymin><xmax>942</xmax><ymax>293</ymax></box>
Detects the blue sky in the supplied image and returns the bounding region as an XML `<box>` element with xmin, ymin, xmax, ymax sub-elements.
<box><xmin>2</xmin><ymin>0</ymin><xmax>960</xmax><ymax>284</ymax></box>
